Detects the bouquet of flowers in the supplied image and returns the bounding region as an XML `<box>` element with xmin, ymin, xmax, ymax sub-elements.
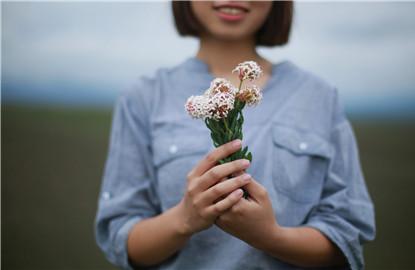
<box><xmin>185</xmin><ymin>61</ymin><xmax>263</xmax><ymax>165</ymax></box>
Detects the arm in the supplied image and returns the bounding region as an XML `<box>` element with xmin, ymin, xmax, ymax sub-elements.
<box><xmin>265</xmin><ymin>225</ymin><xmax>346</xmax><ymax>267</ymax></box>
<box><xmin>127</xmin><ymin>204</ymin><xmax>190</xmax><ymax>267</ymax></box>
<box><xmin>215</xmin><ymin>178</ymin><xmax>346</xmax><ymax>268</ymax></box>
<box><xmin>127</xmin><ymin>140</ymin><xmax>252</xmax><ymax>267</ymax></box>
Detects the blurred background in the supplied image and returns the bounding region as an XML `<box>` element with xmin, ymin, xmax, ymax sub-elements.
<box><xmin>2</xmin><ymin>1</ymin><xmax>415</xmax><ymax>269</ymax></box>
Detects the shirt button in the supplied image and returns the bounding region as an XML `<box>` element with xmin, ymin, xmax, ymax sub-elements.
<box><xmin>299</xmin><ymin>142</ymin><xmax>308</xmax><ymax>151</ymax></box>
<box><xmin>169</xmin><ymin>144</ymin><xmax>178</xmax><ymax>154</ymax></box>
<box><xmin>102</xmin><ymin>192</ymin><xmax>111</xmax><ymax>200</ymax></box>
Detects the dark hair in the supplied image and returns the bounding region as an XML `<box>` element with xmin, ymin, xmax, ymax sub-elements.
<box><xmin>172</xmin><ymin>1</ymin><xmax>293</xmax><ymax>47</ymax></box>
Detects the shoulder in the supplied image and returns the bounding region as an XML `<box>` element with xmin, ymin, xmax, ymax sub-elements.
<box><xmin>121</xmin><ymin>59</ymin><xmax>187</xmax><ymax>98</ymax></box>
<box><xmin>118</xmin><ymin>59</ymin><xmax>190</xmax><ymax>116</ymax></box>
<box><xmin>278</xmin><ymin>61</ymin><xmax>338</xmax><ymax>100</ymax></box>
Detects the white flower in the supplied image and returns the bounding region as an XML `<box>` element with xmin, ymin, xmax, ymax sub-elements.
<box><xmin>208</xmin><ymin>92</ymin><xmax>235</xmax><ymax>120</ymax></box>
<box><xmin>185</xmin><ymin>95</ymin><xmax>211</xmax><ymax>119</ymax></box>
<box><xmin>204</xmin><ymin>78</ymin><xmax>237</xmax><ymax>97</ymax></box>
<box><xmin>236</xmin><ymin>85</ymin><xmax>262</xmax><ymax>106</ymax></box>
<box><xmin>232</xmin><ymin>61</ymin><xmax>263</xmax><ymax>81</ymax></box>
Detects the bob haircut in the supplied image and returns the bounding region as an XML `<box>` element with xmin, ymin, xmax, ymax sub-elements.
<box><xmin>172</xmin><ymin>1</ymin><xmax>293</xmax><ymax>47</ymax></box>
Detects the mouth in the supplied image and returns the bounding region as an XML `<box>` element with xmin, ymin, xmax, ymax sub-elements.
<box><xmin>213</xmin><ymin>3</ymin><xmax>250</xmax><ymax>22</ymax></box>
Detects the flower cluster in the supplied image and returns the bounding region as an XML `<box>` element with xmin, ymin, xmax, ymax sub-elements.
<box><xmin>205</xmin><ymin>78</ymin><xmax>237</xmax><ymax>97</ymax></box>
<box><xmin>185</xmin><ymin>95</ymin><xmax>210</xmax><ymax>119</ymax></box>
<box><xmin>232</xmin><ymin>61</ymin><xmax>262</xmax><ymax>81</ymax></box>
<box><xmin>184</xmin><ymin>60</ymin><xmax>265</xmax><ymax>175</ymax></box>
<box><xmin>236</xmin><ymin>85</ymin><xmax>262</xmax><ymax>106</ymax></box>
<box><xmin>185</xmin><ymin>61</ymin><xmax>263</xmax><ymax>120</ymax></box>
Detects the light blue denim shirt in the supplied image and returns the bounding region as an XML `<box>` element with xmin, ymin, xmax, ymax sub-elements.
<box><xmin>94</xmin><ymin>57</ymin><xmax>376</xmax><ymax>270</ymax></box>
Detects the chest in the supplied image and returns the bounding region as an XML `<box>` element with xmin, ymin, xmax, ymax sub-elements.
<box><xmin>149</xmin><ymin>91</ymin><xmax>332</xmax><ymax>226</ymax></box>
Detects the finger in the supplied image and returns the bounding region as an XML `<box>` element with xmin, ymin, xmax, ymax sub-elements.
<box><xmin>207</xmin><ymin>188</ymin><xmax>244</xmax><ymax>216</ymax></box>
<box><xmin>216</xmin><ymin>197</ymin><xmax>250</xmax><ymax>225</ymax></box>
<box><xmin>212</xmin><ymin>176</ymin><xmax>232</xmax><ymax>204</ymax></box>
<box><xmin>189</xmin><ymin>139</ymin><xmax>242</xmax><ymax>178</ymax></box>
<box><xmin>198</xmin><ymin>173</ymin><xmax>251</xmax><ymax>205</ymax></box>
<box><xmin>231</xmin><ymin>170</ymin><xmax>245</xmax><ymax>178</ymax></box>
<box><xmin>243</xmin><ymin>177</ymin><xmax>268</xmax><ymax>202</ymax></box>
<box><xmin>198</xmin><ymin>159</ymin><xmax>250</xmax><ymax>191</ymax></box>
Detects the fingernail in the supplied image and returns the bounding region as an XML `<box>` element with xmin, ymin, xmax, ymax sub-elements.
<box><xmin>241</xmin><ymin>159</ymin><xmax>250</xmax><ymax>167</ymax></box>
<box><xmin>241</xmin><ymin>174</ymin><xmax>251</xmax><ymax>182</ymax></box>
<box><xmin>234</xmin><ymin>189</ymin><xmax>243</xmax><ymax>197</ymax></box>
<box><xmin>232</xmin><ymin>139</ymin><xmax>242</xmax><ymax>148</ymax></box>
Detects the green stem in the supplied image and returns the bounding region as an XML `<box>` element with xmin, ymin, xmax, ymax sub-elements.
<box><xmin>223</xmin><ymin>118</ymin><xmax>232</xmax><ymax>141</ymax></box>
<box><xmin>238</xmin><ymin>80</ymin><xmax>243</xmax><ymax>92</ymax></box>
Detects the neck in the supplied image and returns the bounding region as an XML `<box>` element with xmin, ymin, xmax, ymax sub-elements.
<box><xmin>196</xmin><ymin>35</ymin><xmax>269</xmax><ymax>77</ymax></box>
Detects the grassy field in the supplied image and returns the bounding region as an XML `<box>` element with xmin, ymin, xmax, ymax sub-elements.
<box><xmin>2</xmin><ymin>105</ymin><xmax>415</xmax><ymax>269</ymax></box>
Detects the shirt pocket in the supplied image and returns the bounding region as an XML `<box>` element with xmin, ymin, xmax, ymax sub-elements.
<box><xmin>153</xmin><ymin>130</ymin><xmax>212</xmax><ymax>169</ymax></box>
<box><xmin>152</xmin><ymin>129</ymin><xmax>212</xmax><ymax>208</ymax></box>
<box><xmin>271</xmin><ymin>124</ymin><xmax>332</xmax><ymax>204</ymax></box>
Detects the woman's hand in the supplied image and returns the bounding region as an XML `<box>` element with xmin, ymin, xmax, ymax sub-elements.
<box><xmin>215</xmin><ymin>177</ymin><xmax>282</xmax><ymax>250</ymax></box>
<box><xmin>175</xmin><ymin>139</ymin><xmax>252</xmax><ymax>236</ymax></box>
<box><xmin>127</xmin><ymin>140</ymin><xmax>249</xmax><ymax>267</ymax></box>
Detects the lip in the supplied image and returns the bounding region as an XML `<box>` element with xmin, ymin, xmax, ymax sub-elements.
<box><xmin>213</xmin><ymin>2</ymin><xmax>250</xmax><ymax>22</ymax></box>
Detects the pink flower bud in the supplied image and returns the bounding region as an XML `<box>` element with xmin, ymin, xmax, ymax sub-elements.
<box><xmin>232</xmin><ymin>61</ymin><xmax>262</xmax><ymax>82</ymax></box>
<box><xmin>236</xmin><ymin>85</ymin><xmax>262</xmax><ymax>106</ymax></box>
<box><xmin>205</xmin><ymin>78</ymin><xmax>237</xmax><ymax>97</ymax></box>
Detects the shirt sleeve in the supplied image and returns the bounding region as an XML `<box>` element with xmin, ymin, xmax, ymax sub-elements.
<box><xmin>304</xmin><ymin>90</ymin><xmax>376</xmax><ymax>270</ymax></box>
<box><xmin>94</xmin><ymin>83</ymin><xmax>160</xmax><ymax>269</ymax></box>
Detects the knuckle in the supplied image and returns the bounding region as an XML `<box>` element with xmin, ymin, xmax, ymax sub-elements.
<box><xmin>191</xmin><ymin>199</ymin><xmax>198</xmax><ymax>209</ymax></box>
<box><xmin>259</xmin><ymin>187</ymin><xmax>268</xmax><ymax>197</ymax></box>
<box><xmin>213</xmin><ymin>204</ymin><xmax>222</xmax><ymax>215</ymax></box>
<box><xmin>224</xmin><ymin>142</ymin><xmax>234</xmax><ymax>154</ymax></box>
<box><xmin>236</xmin><ymin>177</ymin><xmax>246</xmax><ymax>186</ymax></box>
<box><xmin>186</xmin><ymin>171</ymin><xmax>194</xmax><ymax>181</ymax></box>
<box><xmin>209</xmin><ymin>169</ymin><xmax>220</xmax><ymax>180</ymax></box>
<box><xmin>212</xmin><ymin>185</ymin><xmax>223</xmax><ymax>196</ymax></box>
<box><xmin>231</xmin><ymin>203</ymin><xmax>240</xmax><ymax>214</ymax></box>
<box><xmin>186</xmin><ymin>184</ymin><xmax>196</xmax><ymax>197</ymax></box>
<box><xmin>231</xmin><ymin>203</ymin><xmax>244</xmax><ymax>217</ymax></box>
<box><xmin>206</xmin><ymin>152</ymin><xmax>217</xmax><ymax>164</ymax></box>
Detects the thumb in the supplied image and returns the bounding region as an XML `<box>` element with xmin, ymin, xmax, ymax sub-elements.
<box><xmin>244</xmin><ymin>177</ymin><xmax>268</xmax><ymax>202</ymax></box>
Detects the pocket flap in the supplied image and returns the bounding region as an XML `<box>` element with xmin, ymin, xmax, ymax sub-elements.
<box><xmin>272</xmin><ymin>124</ymin><xmax>332</xmax><ymax>158</ymax></box>
<box><xmin>153</xmin><ymin>132</ymin><xmax>212</xmax><ymax>168</ymax></box>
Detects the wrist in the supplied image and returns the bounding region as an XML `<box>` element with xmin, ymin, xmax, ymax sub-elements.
<box><xmin>262</xmin><ymin>224</ymin><xmax>287</xmax><ymax>253</ymax></box>
<box><xmin>171</xmin><ymin>200</ymin><xmax>193</xmax><ymax>238</ymax></box>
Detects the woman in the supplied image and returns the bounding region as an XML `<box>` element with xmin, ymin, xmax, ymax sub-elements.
<box><xmin>95</xmin><ymin>1</ymin><xmax>375</xmax><ymax>269</ymax></box>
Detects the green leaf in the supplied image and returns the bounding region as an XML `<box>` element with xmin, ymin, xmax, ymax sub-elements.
<box><xmin>232</xmin><ymin>149</ymin><xmax>241</xmax><ymax>160</ymax></box>
<box><xmin>241</xmin><ymin>146</ymin><xmax>248</xmax><ymax>157</ymax></box>
<box><xmin>211</xmin><ymin>133</ymin><xmax>219</xmax><ymax>145</ymax></box>
<box><xmin>246</xmin><ymin>152</ymin><xmax>252</xmax><ymax>162</ymax></box>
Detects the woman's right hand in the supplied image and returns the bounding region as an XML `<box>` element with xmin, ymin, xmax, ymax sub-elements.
<box><xmin>176</xmin><ymin>139</ymin><xmax>251</xmax><ymax>236</ymax></box>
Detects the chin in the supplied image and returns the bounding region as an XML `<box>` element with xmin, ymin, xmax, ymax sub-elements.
<box><xmin>215</xmin><ymin>33</ymin><xmax>252</xmax><ymax>42</ymax></box>
<box><xmin>208</xmin><ymin>24</ymin><xmax>256</xmax><ymax>42</ymax></box>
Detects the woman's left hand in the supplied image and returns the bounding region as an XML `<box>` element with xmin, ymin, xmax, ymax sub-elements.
<box><xmin>215</xmin><ymin>176</ymin><xmax>282</xmax><ymax>250</ymax></box>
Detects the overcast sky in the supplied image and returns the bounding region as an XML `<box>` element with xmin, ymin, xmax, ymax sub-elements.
<box><xmin>2</xmin><ymin>1</ymin><xmax>415</xmax><ymax>116</ymax></box>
